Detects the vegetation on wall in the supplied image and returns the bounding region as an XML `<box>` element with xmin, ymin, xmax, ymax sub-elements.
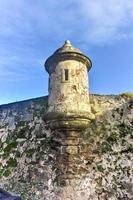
<box><xmin>0</xmin><ymin>95</ymin><xmax>132</xmax><ymax>199</ymax></box>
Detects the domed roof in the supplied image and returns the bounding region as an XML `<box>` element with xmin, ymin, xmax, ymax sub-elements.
<box><xmin>45</xmin><ymin>40</ymin><xmax>92</xmax><ymax>73</ymax></box>
<box><xmin>54</xmin><ymin>40</ymin><xmax>82</xmax><ymax>54</ymax></box>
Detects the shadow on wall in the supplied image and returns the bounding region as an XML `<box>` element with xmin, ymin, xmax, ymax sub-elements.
<box><xmin>0</xmin><ymin>188</ymin><xmax>21</xmax><ymax>200</ymax></box>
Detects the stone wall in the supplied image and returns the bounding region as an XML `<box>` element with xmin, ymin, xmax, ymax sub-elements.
<box><xmin>0</xmin><ymin>94</ymin><xmax>133</xmax><ymax>200</ymax></box>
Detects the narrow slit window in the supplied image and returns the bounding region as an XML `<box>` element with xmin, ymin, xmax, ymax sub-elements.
<box><xmin>64</xmin><ymin>69</ymin><xmax>69</xmax><ymax>81</ymax></box>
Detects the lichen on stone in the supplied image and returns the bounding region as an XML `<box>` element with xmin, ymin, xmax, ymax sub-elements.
<box><xmin>0</xmin><ymin>95</ymin><xmax>132</xmax><ymax>199</ymax></box>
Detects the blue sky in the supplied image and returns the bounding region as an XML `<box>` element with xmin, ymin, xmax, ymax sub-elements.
<box><xmin>0</xmin><ymin>0</ymin><xmax>133</xmax><ymax>104</ymax></box>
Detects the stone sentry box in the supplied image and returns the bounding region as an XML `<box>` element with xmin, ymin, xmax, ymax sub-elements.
<box><xmin>44</xmin><ymin>40</ymin><xmax>93</xmax><ymax>130</ymax></box>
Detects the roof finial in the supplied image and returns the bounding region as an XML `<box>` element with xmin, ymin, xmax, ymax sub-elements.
<box><xmin>65</xmin><ymin>40</ymin><xmax>71</xmax><ymax>46</ymax></box>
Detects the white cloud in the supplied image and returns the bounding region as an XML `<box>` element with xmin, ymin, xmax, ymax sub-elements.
<box><xmin>0</xmin><ymin>0</ymin><xmax>133</xmax><ymax>44</ymax></box>
<box><xmin>0</xmin><ymin>0</ymin><xmax>133</xmax><ymax>82</ymax></box>
<box><xmin>79</xmin><ymin>0</ymin><xmax>133</xmax><ymax>43</ymax></box>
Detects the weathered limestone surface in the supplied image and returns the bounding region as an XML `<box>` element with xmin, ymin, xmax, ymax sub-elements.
<box><xmin>45</xmin><ymin>40</ymin><xmax>92</xmax><ymax>125</ymax></box>
<box><xmin>0</xmin><ymin>94</ymin><xmax>133</xmax><ymax>200</ymax></box>
<box><xmin>48</xmin><ymin>59</ymin><xmax>90</xmax><ymax>114</ymax></box>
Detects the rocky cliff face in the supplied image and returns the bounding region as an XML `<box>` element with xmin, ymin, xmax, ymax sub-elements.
<box><xmin>0</xmin><ymin>94</ymin><xmax>132</xmax><ymax>200</ymax></box>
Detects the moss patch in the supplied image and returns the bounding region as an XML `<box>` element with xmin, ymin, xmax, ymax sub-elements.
<box><xmin>121</xmin><ymin>92</ymin><xmax>133</xmax><ymax>98</ymax></box>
